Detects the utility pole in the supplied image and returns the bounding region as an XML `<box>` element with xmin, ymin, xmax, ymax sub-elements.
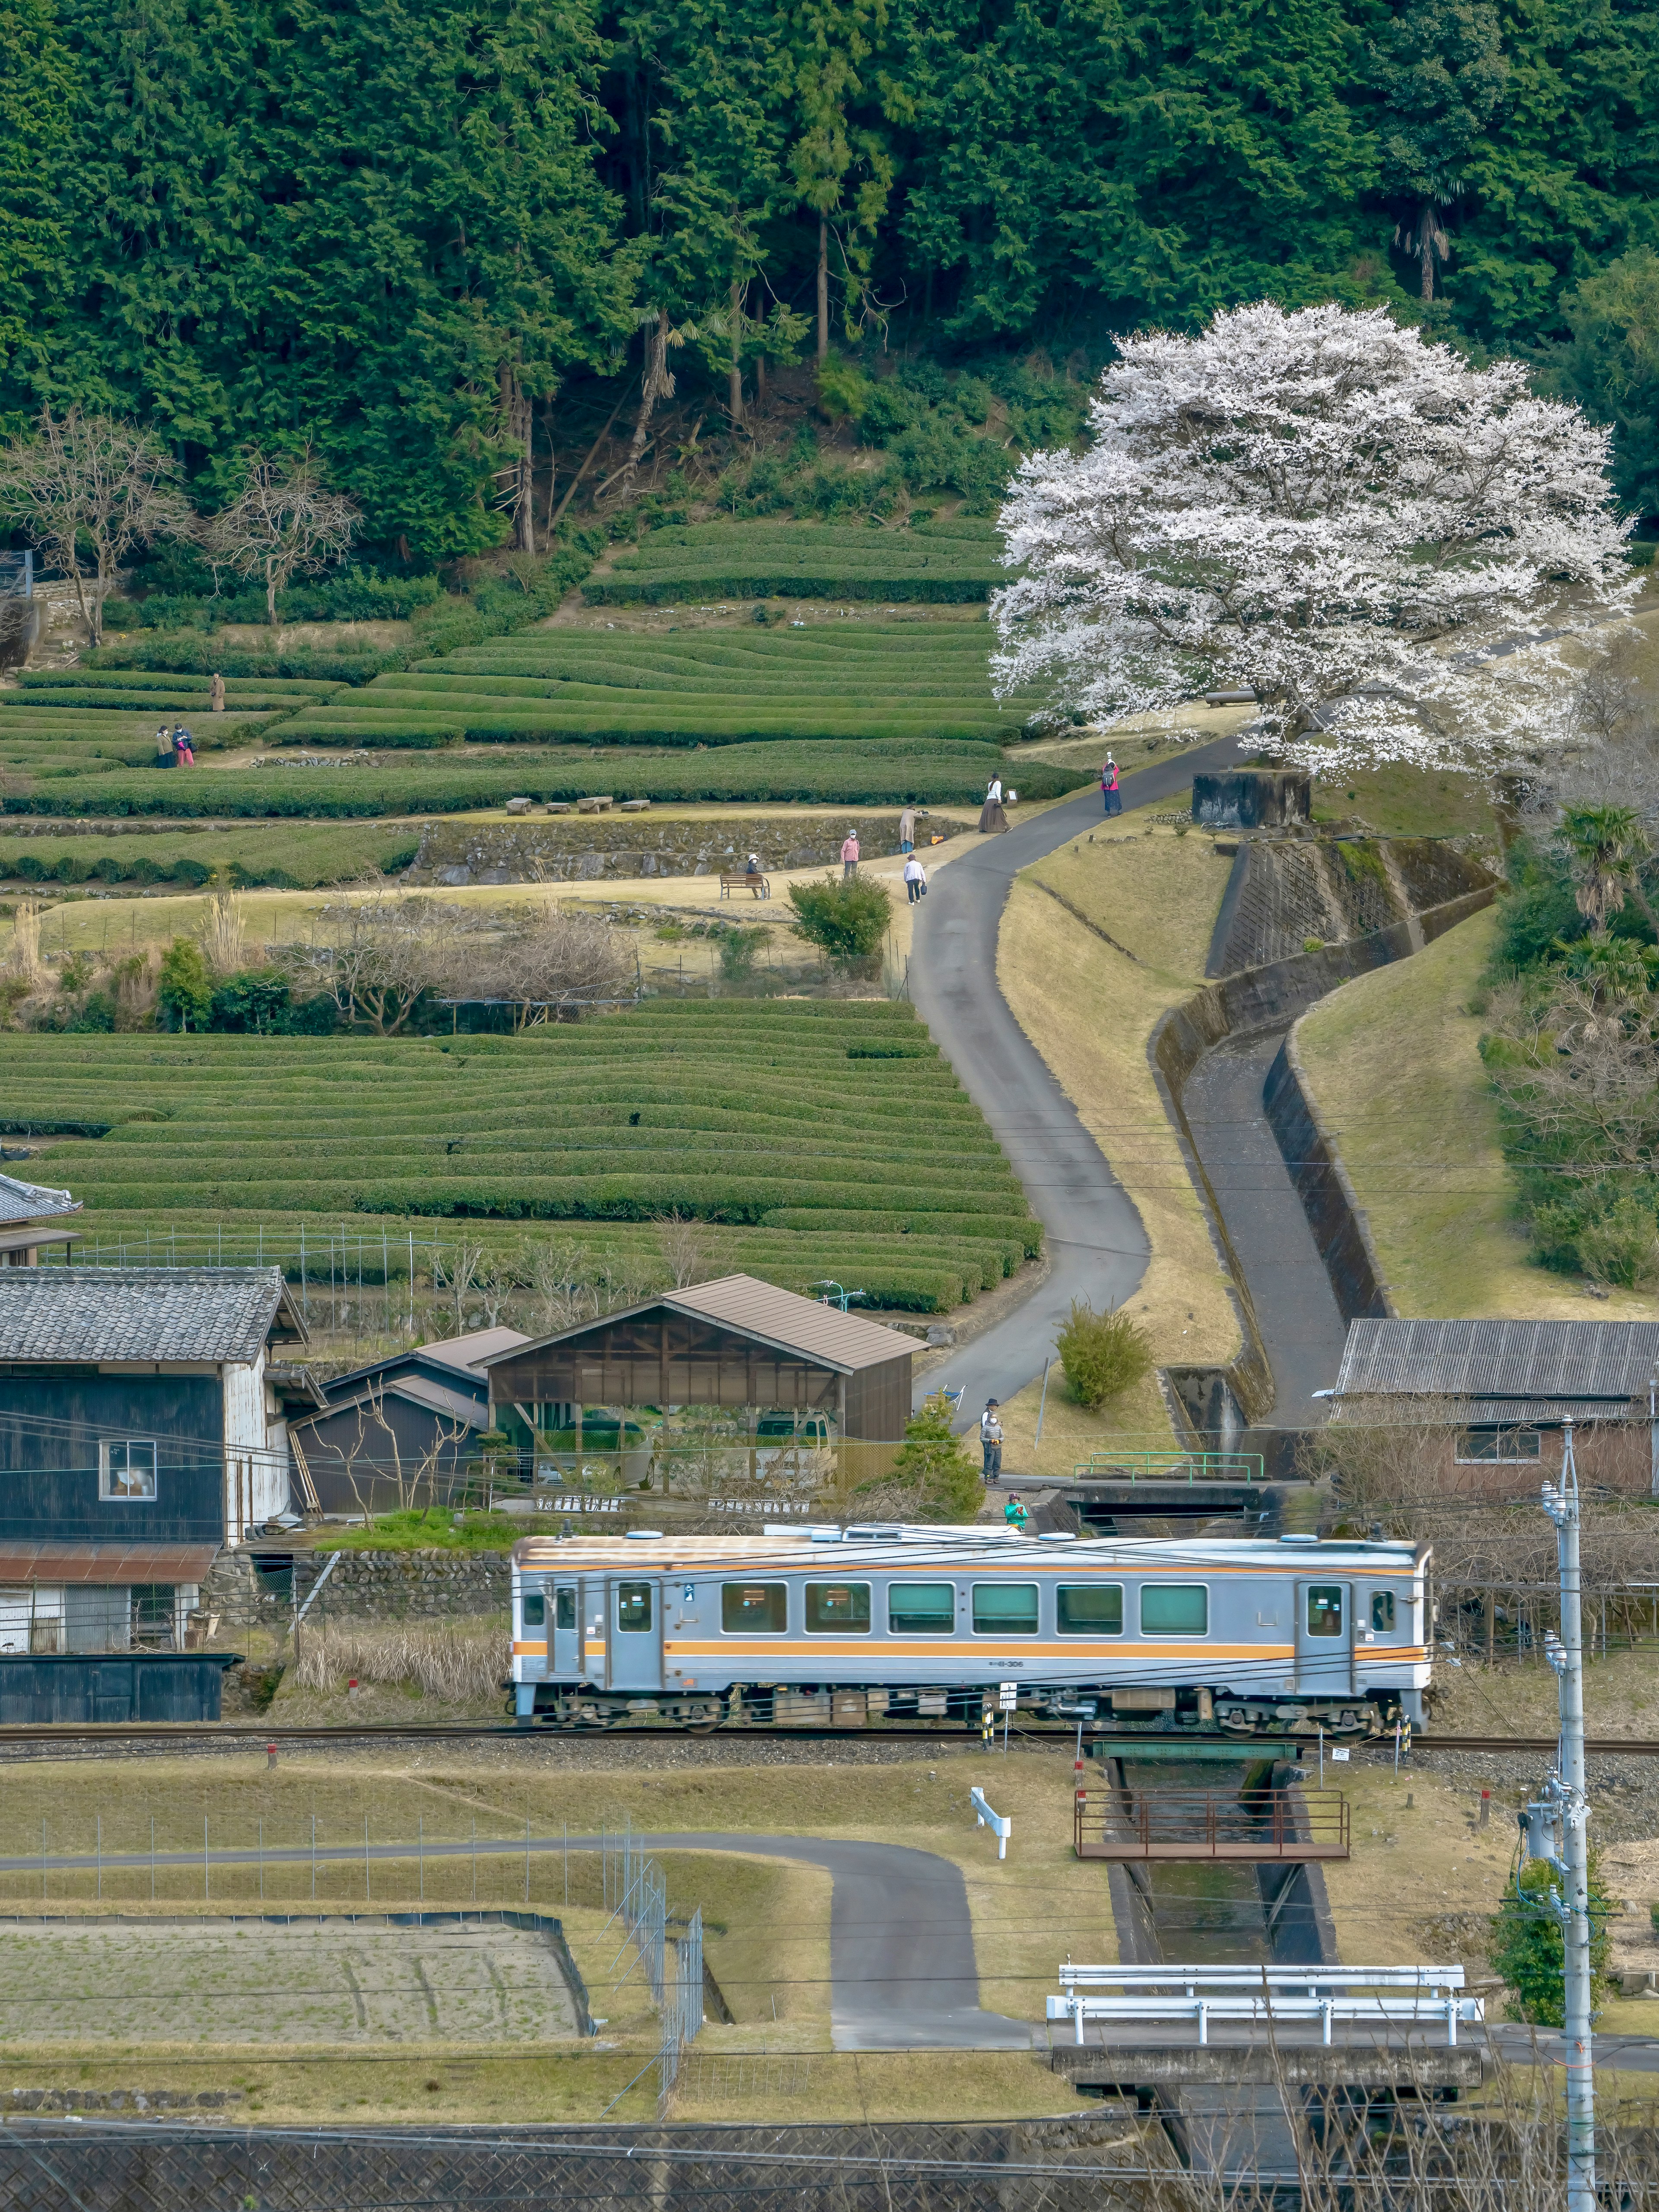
<box><xmin>1540</xmin><ymin>1415</ymin><xmax>1595</xmax><ymax>2210</ymax></box>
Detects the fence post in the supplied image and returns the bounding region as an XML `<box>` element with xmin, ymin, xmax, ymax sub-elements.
<box><xmin>204</xmin><ymin>1818</ymin><xmax>209</xmax><ymax>1902</ymax></box>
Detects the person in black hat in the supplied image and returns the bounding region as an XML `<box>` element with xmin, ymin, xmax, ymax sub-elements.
<box><xmin>979</xmin><ymin>1398</ymin><xmax>1003</xmax><ymax>1480</ymax></box>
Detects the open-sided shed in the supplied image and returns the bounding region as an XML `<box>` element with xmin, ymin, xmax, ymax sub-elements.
<box><xmin>483</xmin><ymin>1274</ymin><xmax>914</xmax><ymax>1443</ymax></box>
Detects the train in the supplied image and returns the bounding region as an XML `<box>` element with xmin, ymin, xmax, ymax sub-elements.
<box><xmin>508</xmin><ymin>1522</ymin><xmax>1430</xmax><ymax>1736</ymax></box>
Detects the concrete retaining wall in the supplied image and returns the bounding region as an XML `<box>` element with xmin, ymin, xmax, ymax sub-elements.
<box><xmin>1262</xmin><ymin>1027</ymin><xmax>1394</xmax><ymax>1325</ymax></box>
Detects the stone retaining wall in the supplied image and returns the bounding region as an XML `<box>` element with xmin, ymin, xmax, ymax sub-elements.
<box><xmin>405</xmin><ymin>810</ymin><xmax>957</xmax><ymax>887</ymax></box>
<box><xmin>204</xmin><ymin>1546</ymin><xmax>510</xmax><ymax>1626</ymax></box>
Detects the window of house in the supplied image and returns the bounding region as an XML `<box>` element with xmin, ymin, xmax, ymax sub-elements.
<box><xmin>555</xmin><ymin>1589</ymin><xmax>576</xmax><ymax>1631</ymax></box>
<box><xmin>1306</xmin><ymin>1586</ymin><xmax>1344</xmax><ymax>1638</ymax></box>
<box><xmin>722</xmin><ymin>1582</ymin><xmax>788</xmax><ymax>1633</ymax></box>
<box><xmin>972</xmin><ymin>1583</ymin><xmax>1039</xmax><ymax>1635</ymax></box>
<box><xmin>617</xmin><ymin>1581</ymin><xmax>653</xmax><ymax>1634</ymax></box>
<box><xmin>887</xmin><ymin>1583</ymin><xmax>955</xmax><ymax>1634</ymax></box>
<box><xmin>805</xmin><ymin>1583</ymin><xmax>870</xmax><ymax>1632</ymax></box>
<box><xmin>100</xmin><ymin>1440</ymin><xmax>157</xmax><ymax>1502</ymax></box>
<box><xmin>1057</xmin><ymin>1585</ymin><xmax>1124</xmax><ymax>1636</ymax></box>
<box><xmin>521</xmin><ymin>1593</ymin><xmax>545</xmax><ymax>1628</ymax></box>
<box><xmin>1140</xmin><ymin>1585</ymin><xmax>1208</xmax><ymax>1635</ymax></box>
<box><xmin>1371</xmin><ymin>1590</ymin><xmax>1396</xmax><ymax>1634</ymax></box>
<box><xmin>1456</xmin><ymin>1427</ymin><xmax>1542</xmax><ymax>1463</ymax></box>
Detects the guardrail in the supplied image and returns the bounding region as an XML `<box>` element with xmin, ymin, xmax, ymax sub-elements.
<box><xmin>1074</xmin><ymin>1784</ymin><xmax>1349</xmax><ymax>1861</ymax></box>
<box><xmin>1048</xmin><ymin>1964</ymin><xmax>1481</xmax><ymax>2047</ymax></box>
<box><xmin>1068</xmin><ymin>1449</ymin><xmax>1266</xmax><ymax>1484</ymax></box>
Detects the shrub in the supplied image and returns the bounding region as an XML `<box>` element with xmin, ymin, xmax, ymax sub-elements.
<box><xmin>882</xmin><ymin>1391</ymin><xmax>984</xmax><ymax>1520</ymax></box>
<box><xmin>788</xmin><ymin>874</ymin><xmax>893</xmax><ymax>960</ymax></box>
<box><xmin>1487</xmin><ymin>1854</ymin><xmax>1615</xmax><ymax>2027</ymax></box>
<box><xmin>157</xmin><ymin>938</ymin><xmax>213</xmax><ymax>1031</ymax></box>
<box><xmin>1055</xmin><ymin>1298</ymin><xmax>1155</xmax><ymax>1407</ymax></box>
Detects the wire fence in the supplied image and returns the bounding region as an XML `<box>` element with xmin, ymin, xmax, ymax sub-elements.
<box><xmin>600</xmin><ymin>1825</ymin><xmax>704</xmax><ymax>2118</ymax></box>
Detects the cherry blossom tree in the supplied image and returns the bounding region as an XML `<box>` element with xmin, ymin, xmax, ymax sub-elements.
<box><xmin>992</xmin><ymin>302</ymin><xmax>1640</xmax><ymax>776</ymax></box>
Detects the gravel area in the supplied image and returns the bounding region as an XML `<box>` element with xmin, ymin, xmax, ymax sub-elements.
<box><xmin>1351</xmin><ymin>1742</ymin><xmax>1659</xmax><ymax>1843</ymax></box>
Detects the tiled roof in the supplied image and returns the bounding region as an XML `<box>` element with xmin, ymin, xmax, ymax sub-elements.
<box><xmin>0</xmin><ymin>1173</ymin><xmax>81</xmax><ymax>1227</ymax></box>
<box><xmin>1335</xmin><ymin>1319</ymin><xmax>1659</xmax><ymax>1402</ymax></box>
<box><xmin>0</xmin><ymin>1268</ymin><xmax>290</xmax><ymax>1365</ymax></box>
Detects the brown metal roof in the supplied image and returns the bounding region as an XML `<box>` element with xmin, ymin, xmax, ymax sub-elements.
<box><xmin>483</xmin><ymin>1273</ymin><xmax>915</xmax><ymax>1378</ymax></box>
<box><xmin>0</xmin><ymin>1542</ymin><xmax>219</xmax><ymax>1585</ymax></box>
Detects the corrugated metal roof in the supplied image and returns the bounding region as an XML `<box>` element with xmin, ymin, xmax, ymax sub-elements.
<box><xmin>0</xmin><ymin>1268</ymin><xmax>289</xmax><ymax>1365</ymax></box>
<box><xmin>1335</xmin><ymin>1319</ymin><xmax>1659</xmax><ymax>1401</ymax></box>
<box><xmin>420</xmin><ymin>1326</ymin><xmax>529</xmax><ymax>1376</ymax></box>
<box><xmin>297</xmin><ymin>1373</ymin><xmax>490</xmax><ymax>1431</ymax></box>
<box><xmin>0</xmin><ymin>1542</ymin><xmax>218</xmax><ymax>1584</ymax></box>
<box><xmin>1333</xmin><ymin>1395</ymin><xmax>1630</xmax><ymax>1427</ymax></box>
<box><xmin>485</xmin><ymin>1274</ymin><xmax>915</xmax><ymax>1377</ymax></box>
<box><xmin>0</xmin><ymin>1173</ymin><xmax>80</xmax><ymax>1227</ymax></box>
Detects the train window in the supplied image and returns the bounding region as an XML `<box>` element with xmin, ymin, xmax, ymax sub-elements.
<box><xmin>972</xmin><ymin>1584</ymin><xmax>1039</xmax><ymax>1636</ymax></box>
<box><xmin>617</xmin><ymin>1582</ymin><xmax>653</xmax><ymax>1634</ymax></box>
<box><xmin>555</xmin><ymin>1590</ymin><xmax>576</xmax><ymax>1631</ymax></box>
<box><xmin>1306</xmin><ymin>1586</ymin><xmax>1344</xmax><ymax>1637</ymax></box>
<box><xmin>887</xmin><ymin>1583</ymin><xmax>955</xmax><ymax>1633</ymax></box>
<box><xmin>722</xmin><ymin>1582</ymin><xmax>788</xmax><ymax>1633</ymax></box>
<box><xmin>805</xmin><ymin>1583</ymin><xmax>871</xmax><ymax>1633</ymax></box>
<box><xmin>1057</xmin><ymin>1585</ymin><xmax>1123</xmax><ymax>1636</ymax></box>
<box><xmin>1371</xmin><ymin>1591</ymin><xmax>1395</xmax><ymax>1634</ymax></box>
<box><xmin>1140</xmin><ymin>1585</ymin><xmax>1208</xmax><ymax>1635</ymax></box>
<box><xmin>521</xmin><ymin>1593</ymin><xmax>545</xmax><ymax>1628</ymax></box>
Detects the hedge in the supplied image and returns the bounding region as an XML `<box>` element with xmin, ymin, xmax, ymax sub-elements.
<box><xmin>586</xmin><ymin>573</ymin><xmax>993</xmax><ymax>606</ymax></box>
<box><xmin>273</xmin><ymin>713</ymin><xmax>1005</xmax><ymax>749</ymax></box>
<box><xmin>20</xmin><ymin>671</ymin><xmax>347</xmax><ymax>698</ymax></box>
<box><xmin>86</xmin><ymin>640</ymin><xmax>400</xmax><ymax>684</ymax></box>
<box><xmin>0</xmin><ymin>748</ymin><xmax>1078</xmax><ymax>815</ymax></box>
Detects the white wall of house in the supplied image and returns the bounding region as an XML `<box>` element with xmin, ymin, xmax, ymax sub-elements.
<box><xmin>222</xmin><ymin>1349</ymin><xmax>291</xmax><ymax>1535</ymax></box>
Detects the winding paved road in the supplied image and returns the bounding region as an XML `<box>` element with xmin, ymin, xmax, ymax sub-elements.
<box><xmin>909</xmin><ymin>735</ymin><xmax>1246</xmax><ymax>1420</ymax></box>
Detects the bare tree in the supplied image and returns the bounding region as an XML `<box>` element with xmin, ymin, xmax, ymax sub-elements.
<box><xmin>655</xmin><ymin>1212</ymin><xmax>710</xmax><ymax>1289</ymax></box>
<box><xmin>204</xmin><ymin>448</ymin><xmax>359</xmax><ymax>626</ymax></box>
<box><xmin>432</xmin><ymin>902</ymin><xmax>635</xmax><ymax>1027</ymax></box>
<box><xmin>432</xmin><ymin>1238</ymin><xmax>486</xmax><ymax>1336</ymax></box>
<box><xmin>286</xmin><ymin>890</ymin><xmax>479</xmax><ymax>1036</ymax></box>
<box><xmin>0</xmin><ymin>407</ymin><xmax>196</xmax><ymax>647</ymax></box>
<box><xmin>525</xmin><ymin>1242</ymin><xmax>598</xmax><ymax>1337</ymax></box>
<box><xmin>304</xmin><ymin>1381</ymin><xmax>469</xmax><ymax>1519</ymax></box>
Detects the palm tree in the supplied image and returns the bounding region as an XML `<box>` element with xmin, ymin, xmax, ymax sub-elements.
<box><xmin>1560</xmin><ymin>804</ymin><xmax>1659</xmax><ymax>935</ymax></box>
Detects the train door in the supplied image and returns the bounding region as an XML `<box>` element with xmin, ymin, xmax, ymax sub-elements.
<box><xmin>608</xmin><ymin>1573</ymin><xmax>663</xmax><ymax>1692</ymax></box>
<box><xmin>552</xmin><ymin>1582</ymin><xmax>581</xmax><ymax>1681</ymax></box>
<box><xmin>582</xmin><ymin>1577</ymin><xmax>608</xmax><ymax>1691</ymax></box>
<box><xmin>1295</xmin><ymin>1580</ymin><xmax>1354</xmax><ymax>1697</ymax></box>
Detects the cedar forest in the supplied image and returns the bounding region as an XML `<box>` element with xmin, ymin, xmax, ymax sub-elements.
<box><xmin>5</xmin><ymin>0</ymin><xmax>1659</xmax><ymax>558</ymax></box>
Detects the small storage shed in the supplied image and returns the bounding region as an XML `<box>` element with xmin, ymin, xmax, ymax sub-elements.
<box><xmin>290</xmin><ymin>1326</ymin><xmax>528</xmax><ymax>1516</ymax></box>
<box><xmin>483</xmin><ymin>1275</ymin><xmax>915</xmax><ymax>1443</ymax></box>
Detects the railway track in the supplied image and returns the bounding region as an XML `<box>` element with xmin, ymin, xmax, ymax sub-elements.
<box><xmin>0</xmin><ymin>1720</ymin><xmax>1641</xmax><ymax>1753</ymax></box>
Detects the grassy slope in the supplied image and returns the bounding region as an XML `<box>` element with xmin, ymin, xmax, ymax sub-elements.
<box><xmin>1295</xmin><ymin>906</ymin><xmax>1656</xmax><ymax>1319</ymax></box>
<box><xmin>993</xmin><ymin>816</ymin><xmax>1242</xmax><ymax>1471</ymax></box>
<box><xmin>0</xmin><ymin>1747</ymin><xmax>1110</xmax><ymax>2124</ymax></box>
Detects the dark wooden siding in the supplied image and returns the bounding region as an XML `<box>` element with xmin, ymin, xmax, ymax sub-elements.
<box><xmin>296</xmin><ymin>1398</ymin><xmax>477</xmax><ymax>1516</ymax></box>
<box><xmin>0</xmin><ymin>1653</ymin><xmax>235</xmax><ymax>1722</ymax></box>
<box><xmin>843</xmin><ymin>1357</ymin><xmax>912</xmax><ymax>1442</ymax></box>
<box><xmin>0</xmin><ymin>1367</ymin><xmax>225</xmax><ymax>1543</ymax></box>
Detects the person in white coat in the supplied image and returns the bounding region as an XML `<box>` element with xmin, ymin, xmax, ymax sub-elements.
<box><xmin>903</xmin><ymin>853</ymin><xmax>928</xmax><ymax>904</ymax></box>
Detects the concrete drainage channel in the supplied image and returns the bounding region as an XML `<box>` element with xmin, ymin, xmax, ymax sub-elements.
<box><xmin>1150</xmin><ymin>837</ymin><xmax>1498</xmax><ymax>1450</ymax></box>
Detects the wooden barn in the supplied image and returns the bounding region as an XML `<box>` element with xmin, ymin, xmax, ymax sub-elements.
<box><xmin>483</xmin><ymin>1276</ymin><xmax>915</xmax><ymax>1458</ymax></box>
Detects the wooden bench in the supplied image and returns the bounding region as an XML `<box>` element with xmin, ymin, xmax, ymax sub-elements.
<box><xmin>720</xmin><ymin>871</ymin><xmax>771</xmax><ymax>900</ymax></box>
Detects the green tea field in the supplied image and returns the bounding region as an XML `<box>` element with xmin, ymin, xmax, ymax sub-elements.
<box><xmin>583</xmin><ymin>516</ymin><xmax>1005</xmax><ymax>605</ymax></box>
<box><xmin>1</xmin><ymin>1002</ymin><xmax>1039</xmax><ymax>1313</ymax></box>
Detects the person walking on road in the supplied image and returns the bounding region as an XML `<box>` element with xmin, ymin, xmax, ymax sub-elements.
<box><xmin>980</xmin><ymin>1398</ymin><xmax>1004</xmax><ymax>1479</ymax></box>
<box><xmin>840</xmin><ymin>830</ymin><xmax>860</xmax><ymax>880</ymax></box>
<box><xmin>1101</xmin><ymin>754</ymin><xmax>1121</xmax><ymax>816</ymax></box>
<box><xmin>898</xmin><ymin>804</ymin><xmax>917</xmax><ymax>855</ymax></box>
<box><xmin>978</xmin><ymin>775</ymin><xmax>1007</xmax><ymax>836</ymax></box>
<box><xmin>903</xmin><ymin>853</ymin><xmax>927</xmax><ymax>905</ymax></box>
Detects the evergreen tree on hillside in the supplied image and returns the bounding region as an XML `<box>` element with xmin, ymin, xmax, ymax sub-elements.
<box><xmin>1373</xmin><ymin>0</ymin><xmax>1506</xmax><ymax>303</ymax></box>
<box><xmin>0</xmin><ymin>0</ymin><xmax>75</xmax><ymax>376</ymax></box>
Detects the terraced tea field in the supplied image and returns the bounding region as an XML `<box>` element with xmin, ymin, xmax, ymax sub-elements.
<box><xmin>0</xmin><ymin>819</ymin><xmax>422</xmax><ymax>888</ymax></box>
<box><xmin>2</xmin><ymin>1003</ymin><xmax>1039</xmax><ymax>1313</ymax></box>
<box><xmin>274</xmin><ymin>623</ymin><xmax>1021</xmax><ymax>749</ymax></box>
<box><xmin>583</xmin><ymin>516</ymin><xmax>1006</xmax><ymax>605</ymax></box>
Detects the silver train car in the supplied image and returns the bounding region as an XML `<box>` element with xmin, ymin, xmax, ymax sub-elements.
<box><xmin>509</xmin><ymin>1524</ymin><xmax>1430</xmax><ymax>1736</ymax></box>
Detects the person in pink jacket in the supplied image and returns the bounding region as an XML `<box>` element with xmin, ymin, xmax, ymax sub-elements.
<box><xmin>840</xmin><ymin>831</ymin><xmax>860</xmax><ymax>880</ymax></box>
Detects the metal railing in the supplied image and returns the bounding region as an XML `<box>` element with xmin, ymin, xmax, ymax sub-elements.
<box><xmin>1074</xmin><ymin>1783</ymin><xmax>1349</xmax><ymax>1862</ymax></box>
<box><xmin>1069</xmin><ymin>1449</ymin><xmax>1266</xmax><ymax>1484</ymax></box>
<box><xmin>1048</xmin><ymin>1963</ymin><xmax>1481</xmax><ymax>2047</ymax></box>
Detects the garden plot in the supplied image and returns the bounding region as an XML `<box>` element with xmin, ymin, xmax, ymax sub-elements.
<box><xmin>0</xmin><ymin>1916</ymin><xmax>582</xmax><ymax>2042</ymax></box>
